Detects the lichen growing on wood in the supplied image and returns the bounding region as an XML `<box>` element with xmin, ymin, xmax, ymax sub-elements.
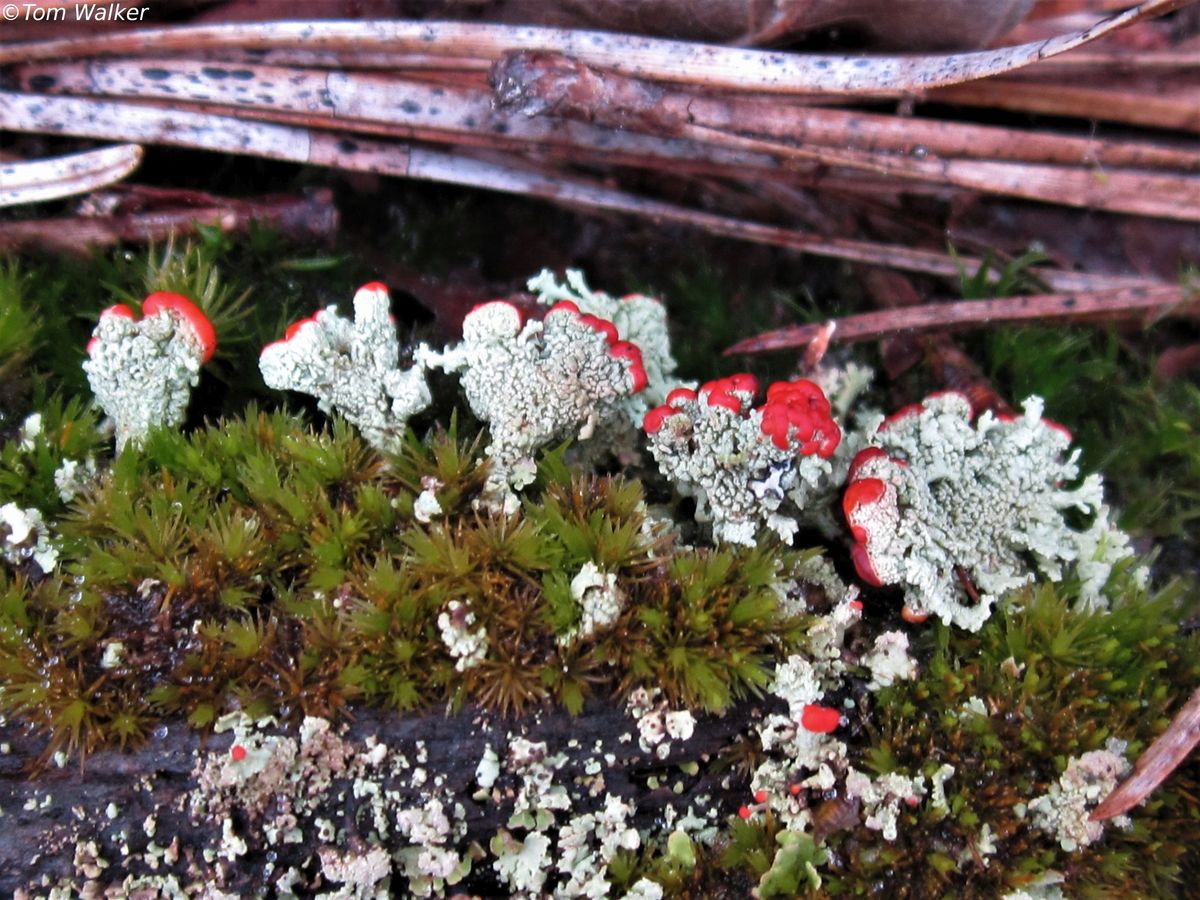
<box><xmin>0</xmin><ymin>254</ymin><xmax>1196</xmax><ymax>897</ymax></box>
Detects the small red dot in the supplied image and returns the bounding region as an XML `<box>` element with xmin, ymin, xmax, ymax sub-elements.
<box><xmin>905</xmin><ymin>795</ymin><xmax>920</xmax><ymax>807</ymax></box>
<box><xmin>230</xmin><ymin>744</ymin><xmax>247</xmax><ymax>761</ymax></box>
<box><xmin>789</xmin><ymin>783</ymin><xmax>802</xmax><ymax>796</ymax></box>
<box><xmin>737</xmin><ymin>805</ymin><xmax>752</xmax><ymax>819</ymax></box>
<box><xmin>753</xmin><ymin>789</ymin><xmax>768</xmax><ymax>804</ymax></box>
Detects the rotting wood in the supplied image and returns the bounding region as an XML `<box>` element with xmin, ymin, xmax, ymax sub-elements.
<box><xmin>486</xmin><ymin>50</ymin><xmax>1200</xmax><ymax>171</ymax></box>
<box><xmin>927</xmin><ymin>78</ymin><xmax>1200</xmax><ymax>133</ymax></box>
<box><xmin>0</xmin><ymin>699</ymin><xmax>759</xmax><ymax>895</ymax></box>
<box><xmin>489</xmin><ymin>50</ymin><xmax>1200</xmax><ymax>221</ymax></box>
<box><xmin>0</xmin><ymin>91</ymin><xmax>1159</xmax><ymax>294</ymax></box>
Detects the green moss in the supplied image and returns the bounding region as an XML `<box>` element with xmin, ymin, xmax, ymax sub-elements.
<box><xmin>0</xmin><ymin>409</ymin><xmax>815</xmax><ymax>763</ymax></box>
<box><xmin>820</xmin><ymin>582</ymin><xmax>1200</xmax><ymax>898</ymax></box>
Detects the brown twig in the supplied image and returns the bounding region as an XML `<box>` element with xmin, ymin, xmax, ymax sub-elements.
<box><xmin>1091</xmin><ymin>687</ymin><xmax>1200</xmax><ymax>821</ymax></box>
<box><xmin>488</xmin><ymin>51</ymin><xmax>1200</xmax><ymax>171</ymax></box>
<box><xmin>927</xmin><ymin>78</ymin><xmax>1200</xmax><ymax>132</ymax></box>
<box><xmin>0</xmin><ymin>187</ymin><xmax>339</xmax><ymax>254</ymax></box>
<box><xmin>0</xmin><ymin>144</ymin><xmax>142</xmax><ymax>208</ymax></box>
<box><xmin>0</xmin><ymin>3</ymin><xmax>1189</xmax><ymax>94</ymax></box>
<box><xmin>724</xmin><ymin>284</ymin><xmax>1195</xmax><ymax>355</ymax></box>
<box><xmin>490</xmin><ymin>51</ymin><xmax>1200</xmax><ymax>221</ymax></box>
<box><xmin>0</xmin><ymin>93</ymin><xmax>1165</xmax><ymax>294</ymax></box>
<box><xmin>12</xmin><ymin>59</ymin><xmax>786</xmax><ymax>178</ymax></box>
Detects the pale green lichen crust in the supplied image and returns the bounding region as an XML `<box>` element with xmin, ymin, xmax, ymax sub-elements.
<box><xmin>0</xmin><ymin>502</ymin><xmax>58</xmax><ymax>573</ymax></box>
<box><xmin>417</xmin><ymin>300</ymin><xmax>645</xmax><ymax>508</ymax></box>
<box><xmin>83</xmin><ymin>307</ymin><xmax>205</xmax><ymax>451</ymax></box>
<box><xmin>259</xmin><ymin>283</ymin><xmax>431</xmax><ymax>455</ymax></box>
<box><xmin>526</xmin><ymin>268</ymin><xmax>681</xmax><ymax>414</ymax></box>
<box><xmin>1024</xmin><ymin>740</ymin><xmax>1132</xmax><ymax>852</ymax></box>
<box><xmin>643</xmin><ymin>377</ymin><xmax>839</xmax><ymax>546</ymax></box>
<box><xmin>844</xmin><ymin>393</ymin><xmax>1143</xmax><ymax>630</ymax></box>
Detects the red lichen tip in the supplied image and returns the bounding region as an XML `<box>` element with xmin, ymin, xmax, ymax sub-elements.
<box><xmin>357</xmin><ymin>281</ymin><xmax>390</xmax><ymax>295</ymax></box>
<box><xmin>1043</xmin><ymin>418</ymin><xmax>1073</xmax><ymax>442</ymax></box>
<box><xmin>610</xmin><ymin>341</ymin><xmax>647</xmax><ymax>393</ymax></box>
<box><xmin>705</xmin><ymin>392</ymin><xmax>742</xmax><ymax>414</ymax></box>
<box><xmin>643</xmin><ymin>405</ymin><xmax>673</xmax><ymax>435</ymax></box>
<box><xmin>726</xmin><ymin>373</ymin><xmax>760</xmax><ymax>397</ymax></box>
<box><xmin>757</xmin><ymin>379</ymin><xmax>840</xmax><ymax>457</ymax></box>
<box><xmin>143</xmin><ymin>292</ymin><xmax>217</xmax><ymax>363</ymax></box>
<box><xmin>100</xmin><ymin>303</ymin><xmax>136</xmax><ymax>320</ymax></box>
<box><xmin>230</xmin><ymin>744</ymin><xmax>247</xmax><ymax>762</ymax></box>
<box><xmin>548</xmin><ymin>299</ymin><xmax>580</xmax><ymax>316</ymax></box>
<box><xmin>665</xmin><ymin>387</ymin><xmax>697</xmax><ymax>408</ymax></box>
<box><xmin>850</xmin><ymin>543</ymin><xmax>884</xmax><ymax>588</ymax></box>
<box><xmin>700</xmin><ymin>378</ymin><xmax>744</xmax><ymax>414</ymax></box>
<box><xmin>89</xmin><ymin>304</ymin><xmax>137</xmax><ymax>356</ymax></box>
<box><xmin>789</xmin><ymin>782</ymin><xmax>802</xmax><ymax>796</ymax></box>
<box><xmin>800</xmin><ymin>704</ymin><xmax>841</xmax><ymax>734</ymax></box>
<box><xmin>847</xmin><ymin>447</ymin><xmax>890</xmax><ymax>483</ymax></box>
<box><xmin>737</xmin><ymin>805</ymin><xmax>752</xmax><ymax>820</ymax></box>
<box><xmin>753</xmin><ymin>789</ymin><xmax>768</xmax><ymax>804</ymax></box>
<box><xmin>283</xmin><ymin>314</ymin><xmax>319</xmax><ymax>341</ymax></box>
<box><xmin>901</xmin><ymin>606</ymin><xmax>930</xmax><ymax>624</ymax></box>
<box><xmin>843</xmin><ymin>478</ymin><xmax>887</xmax><ymax>543</ymax></box>
<box><xmin>879</xmin><ymin>401</ymin><xmax>926</xmax><ymax>431</ymax></box>
<box><xmin>578</xmin><ymin>313</ymin><xmax>619</xmax><ymax>345</ymax></box>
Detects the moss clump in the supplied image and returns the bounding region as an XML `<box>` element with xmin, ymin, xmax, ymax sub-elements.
<box><xmin>0</xmin><ymin>410</ymin><xmax>812</xmax><ymax>762</ymax></box>
<box><xmin>0</xmin><ymin>262</ymin><xmax>42</xmax><ymax>424</ymax></box>
<box><xmin>817</xmin><ymin>582</ymin><xmax>1200</xmax><ymax>898</ymax></box>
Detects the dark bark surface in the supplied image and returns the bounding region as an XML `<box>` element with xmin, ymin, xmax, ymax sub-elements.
<box><xmin>0</xmin><ymin>698</ymin><xmax>763</xmax><ymax>896</ymax></box>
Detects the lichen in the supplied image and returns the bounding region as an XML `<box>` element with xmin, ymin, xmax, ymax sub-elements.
<box><xmin>626</xmin><ymin>687</ymin><xmax>696</xmax><ymax>760</ymax></box>
<box><xmin>0</xmin><ymin>502</ymin><xmax>58</xmax><ymax>572</ymax></box>
<box><xmin>860</xmin><ymin>630</ymin><xmax>918</xmax><ymax>690</ymax></box>
<box><xmin>1026</xmin><ymin>740</ymin><xmax>1132</xmax><ymax>852</ymax></box>
<box><xmin>82</xmin><ymin>298</ymin><xmax>211</xmax><ymax>451</ymax></box>
<box><xmin>418</xmin><ymin>299</ymin><xmax>647</xmax><ymax>509</ymax></box>
<box><xmin>436</xmin><ymin>599</ymin><xmax>488</xmax><ymax>672</ymax></box>
<box><xmin>259</xmin><ymin>282</ymin><xmax>431</xmax><ymax>454</ymax></box>
<box><xmin>844</xmin><ymin>393</ymin><xmax>1143</xmax><ymax>629</ymax></box>
<box><xmin>527</xmin><ymin>268</ymin><xmax>681</xmax><ymax>414</ymax></box>
<box><xmin>563</xmin><ymin>561</ymin><xmax>625</xmax><ymax>643</ymax></box>
<box><xmin>644</xmin><ymin>376</ymin><xmax>840</xmax><ymax>545</ymax></box>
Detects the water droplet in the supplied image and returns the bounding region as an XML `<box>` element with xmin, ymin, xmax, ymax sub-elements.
<box><xmin>73</xmin><ymin>575</ymin><xmax>86</xmax><ymax>585</ymax></box>
<box><xmin>911</xmin><ymin>145</ymin><xmax>928</xmax><ymax>159</ymax></box>
<box><xmin>154</xmin><ymin>724</ymin><xmax>169</xmax><ymax>740</ymax></box>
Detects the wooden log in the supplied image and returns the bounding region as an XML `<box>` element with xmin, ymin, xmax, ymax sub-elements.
<box><xmin>0</xmin><ymin>699</ymin><xmax>760</xmax><ymax>895</ymax></box>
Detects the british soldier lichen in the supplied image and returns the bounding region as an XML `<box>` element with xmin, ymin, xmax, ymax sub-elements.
<box><xmin>83</xmin><ymin>294</ymin><xmax>217</xmax><ymax>452</ymax></box>
<box><xmin>260</xmin><ymin>282</ymin><xmax>432</xmax><ymax>454</ymax></box>
<box><xmin>417</xmin><ymin>298</ymin><xmax>649</xmax><ymax>510</ymax></box>
<box><xmin>643</xmin><ymin>375</ymin><xmax>841</xmax><ymax>546</ymax></box>
<box><xmin>844</xmin><ymin>392</ymin><xmax>1143</xmax><ymax>630</ymax></box>
<box><xmin>1</xmin><ymin>253</ymin><xmax>1197</xmax><ymax>898</ymax></box>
